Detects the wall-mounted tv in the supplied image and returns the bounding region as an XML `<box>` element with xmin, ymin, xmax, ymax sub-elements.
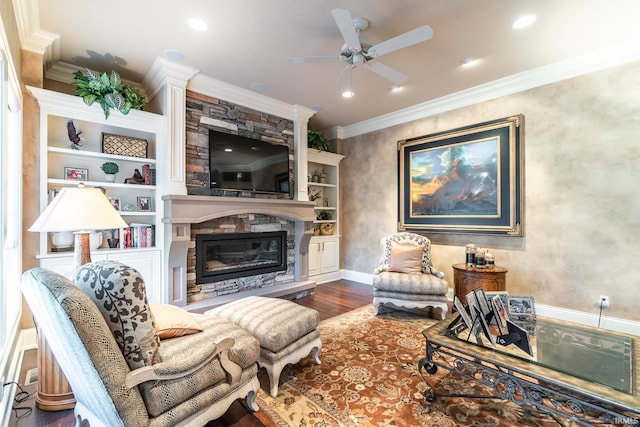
<box><xmin>209</xmin><ymin>129</ymin><xmax>290</xmax><ymax>194</ymax></box>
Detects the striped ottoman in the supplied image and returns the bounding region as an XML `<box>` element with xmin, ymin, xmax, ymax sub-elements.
<box><xmin>205</xmin><ymin>296</ymin><xmax>321</xmax><ymax>397</ymax></box>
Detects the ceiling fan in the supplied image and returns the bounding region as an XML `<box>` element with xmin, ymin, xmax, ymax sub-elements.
<box><xmin>288</xmin><ymin>8</ymin><xmax>433</xmax><ymax>92</ymax></box>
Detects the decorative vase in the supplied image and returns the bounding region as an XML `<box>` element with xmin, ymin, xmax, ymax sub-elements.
<box><xmin>50</xmin><ymin>231</ymin><xmax>74</xmax><ymax>250</ymax></box>
<box><xmin>105</xmin><ymin>173</ymin><xmax>116</xmax><ymax>183</ymax></box>
<box><xmin>320</xmin><ymin>223</ymin><xmax>334</xmax><ymax>236</ymax></box>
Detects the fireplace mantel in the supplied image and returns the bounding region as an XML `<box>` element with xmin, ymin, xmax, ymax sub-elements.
<box><xmin>162</xmin><ymin>195</ymin><xmax>316</xmax><ymax>224</ymax></box>
<box><xmin>162</xmin><ymin>195</ymin><xmax>317</xmax><ymax>311</ymax></box>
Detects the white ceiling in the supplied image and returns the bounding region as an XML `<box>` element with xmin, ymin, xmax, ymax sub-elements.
<box><xmin>29</xmin><ymin>0</ymin><xmax>640</xmax><ymax>130</ymax></box>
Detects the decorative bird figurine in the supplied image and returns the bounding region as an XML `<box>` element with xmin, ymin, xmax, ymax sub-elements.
<box><xmin>66</xmin><ymin>120</ymin><xmax>83</xmax><ymax>149</ymax></box>
<box><xmin>124</xmin><ymin>168</ymin><xmax>145</xmax><ymax>184</ymax></box>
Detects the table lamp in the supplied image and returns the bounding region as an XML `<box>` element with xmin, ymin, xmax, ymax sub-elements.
<box><xmin>28</xmin><ymin>183</ymin><xmax>129</xmax><ymax>411</ymax></box>
<box><xmin>29</xmin><ymin>183</ymin><xmax>128</xmax><ymax>272</ymax></box>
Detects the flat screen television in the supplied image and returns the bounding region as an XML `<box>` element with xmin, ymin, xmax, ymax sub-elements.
<box><xmin>209</xmin><ymin>129</ymin><xmax>290</xmax><ymax>194</ymax></box>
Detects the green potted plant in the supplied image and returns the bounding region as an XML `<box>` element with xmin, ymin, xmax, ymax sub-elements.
<box><xmin>308</xmin><ymin>129</ymin><xmax>331</xmax><ymax>152</ymax></box>
<box><xmin>101</xmin><ymin>161</ymin><xmax>120</xmax><ymax>182</ymax></box>
<box><xmin>72</xmin><ymin>68</ymin><xmax>146</xmax><ymax>119</ymax></box>
<box><xmin>317</xmin><ymin>211</ymin><xmax>332</xmax><ymax>221</ymax></box>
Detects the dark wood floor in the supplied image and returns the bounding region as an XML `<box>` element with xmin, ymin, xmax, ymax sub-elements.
<box><xmin>7</xmin><ymin>280</ymin><xmax>372</xmax><ymax>427</ymax></box>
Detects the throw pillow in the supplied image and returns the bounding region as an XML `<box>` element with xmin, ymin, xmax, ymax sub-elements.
<box><xmin>73</xmin><ymin>260</ymin><xmax>161</xmax><ymax>370</ymax></box>
<box><xmin>150</xmin><ymin>303</ymin><xmax>203</xmax><ymax>339</ymax></box>
<box><xmin>388</xmin><ymin>242</ymin><xmax>424</xmax><ymax>274</ymax></box>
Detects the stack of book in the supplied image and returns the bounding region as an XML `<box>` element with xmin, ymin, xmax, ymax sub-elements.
<box><xmin>117</xmin><ymin>223</ymin><xmax>155</xmax><ymax>248</ymax></box>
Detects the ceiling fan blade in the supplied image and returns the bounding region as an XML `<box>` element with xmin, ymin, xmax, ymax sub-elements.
<box><xmin>329</xmin><ymin>65</ymin><xmax>351</xmax><ymax>93</ymax></box>
<box><xmin>331</xmin><ymin>8</ymin><xmax>362</xmax><ymax>52</ymax></box>
<box><xmin>287</xmin><ymin>56</ymin><xmax>338</xmax><ymax>64</ymax></box>
<box><xmin>364</xmin><ymin>61</ymin><xmax>408</xmax><ymax>85</ymax></box>
<box><xmin>367</xmin><ymin>25</ymin><xmax>433</xmax><ymax>58</ymax></box>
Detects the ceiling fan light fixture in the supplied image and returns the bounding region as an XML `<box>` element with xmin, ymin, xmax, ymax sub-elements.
<box><xmin>512</xmin><ymin>14</ymin><xmax>537</xmax><ymax>29</ymax></box>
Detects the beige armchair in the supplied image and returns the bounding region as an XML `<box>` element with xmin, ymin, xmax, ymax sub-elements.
<box><xmin>21</xmin><ymin>261</ymin><xmax>261</xmax><ymax>427</ymax></box>
<box><xmin>373</xmin><ymin>232</ymin><xmax>449</xmax><ymax>319</ymax></box>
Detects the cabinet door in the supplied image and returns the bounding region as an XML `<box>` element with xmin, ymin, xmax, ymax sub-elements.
<box><xmin>107</xmin><ymin>250</ymin><xmax>161</xmax><ymax>302</ymax></box>
<box><xmin>320</xmin><ymin>238</ymin><xmax>339</xmax><ymax>273</ymax></box>
<box><xmin>39</xmin><ymin>254</ymin><xmax>108</xmax><ymax>276</ymax></box>
<box><xmin>308</xmin><ymin>240</ymin><xmax>322</xmax><ymax>277</ymax></box>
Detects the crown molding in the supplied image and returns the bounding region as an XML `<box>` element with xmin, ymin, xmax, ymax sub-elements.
<box><xmin>12</xmin><ymin>0</ymin><xmax>59</xmax><ymax>70</ymax></box>
<box><xmin>333</xmin><ymin>38</ymin><xmax>640</xmax><ymax>139</ymax></box>
<box><xmin>142</xmin><ymin>56</ymin><xmax>200</xmax><ymax>100</ymax></box>
<box><xmin>189</xmin><ymin>73</ymin><xmax>315</xmax><ymax>122</ymax></box>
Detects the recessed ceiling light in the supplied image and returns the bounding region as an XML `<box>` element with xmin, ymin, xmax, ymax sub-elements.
<box><xmin>390</xmin><ymin>85</ymin><xmax>402</xmax><ymax>92</ymax></box>
<box><xmin>310</xmin><ymin>104</ymin><xmax>323</xmax><ymax>111</ymax></box>
<box><xmin>512</xmin><ymin>14</ymin><xmax>536</xmax><ymax>29</ymax></box>
<box><xmin>224</xmin><ymin>148</ymin><xmax>232</xmax><ymax>152</ymax></box>
<box><xmin>163</xmin><ymin>49</ymin><xmax>185</xmax><ymax>61</ymax></box>
<box><xmin>342</xmin><ymin>91</ymin><xmax>354</xmax><ymax>98</ymax></box>
<box><xmin>188</xmin><ymin>18</ymin><xmax>208</xmax><ymax>31</ymax></box>
<box><xmin>250</xmin><ymin>82</ymin><xmax>267</xmax><ymax>92</ymax></box>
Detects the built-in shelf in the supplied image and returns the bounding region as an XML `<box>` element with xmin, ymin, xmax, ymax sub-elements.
<box><xmin>307</xmin><ymin>149</ymin><xmax>344</xmax><ymax>284</ymax></box>
<box><xmin>48</xmin><ymin>146</ymin><xmax>157</xmax><ymax>164</ymax></box>
<box><xmin>308</xmin><ymin>182</ymin><xmax>336</xmax><ymax>188</ymax></box>
<box><xmin>47</xmin><ymin>178</ymin><xmax>156</xmax><ymax>190</ymax></box>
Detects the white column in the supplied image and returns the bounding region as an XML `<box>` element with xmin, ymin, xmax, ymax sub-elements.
<box><xmin>293</xmin><ymin>105</ymin><xmax>315</xmax><ymax>202</ymax></box>
<box><xmin>143</xmin><ymin>57</ymin><xmax>199</xmax><ymax>196</ymax></box>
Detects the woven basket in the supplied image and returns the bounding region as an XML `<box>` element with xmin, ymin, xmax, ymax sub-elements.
<box><xmin>102</xmin><ymin>133</ymin><xmax>148</xmax><ymax>158</ymax></box>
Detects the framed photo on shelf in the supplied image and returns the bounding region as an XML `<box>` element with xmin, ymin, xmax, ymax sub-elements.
<box><xmin>64</xmin><ymin>167</ymin><xmax>88</xmax><ymax>181</ymax></box>
<box><xmin>108</xmin><ymin>196</ymin><xmax>121</xmax><ymax>211</ymax></box>
<box><xmin>137</xmin><ymin>196</ymin><xmax>151</xmax><ymax>212</ymax></box>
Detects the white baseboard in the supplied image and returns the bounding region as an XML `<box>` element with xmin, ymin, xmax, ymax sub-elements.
<box><xmin>309</xmin><ymin>270</ymin><xmax>343</xmax><ymax>285</ymax></box>
<box><xmin>340</xmin><ymin>269</ymin><xmax>640</xmax><ymax>336</ymax></box>
<box><xmin>536</xmin><ymin>304</ymin><xmax>640</xmax><ymax>336</ymax></box>
<box><xmin>341</xmin><ymin>269</ymin><xmax>373</xmax><ymax>285</ymax></box>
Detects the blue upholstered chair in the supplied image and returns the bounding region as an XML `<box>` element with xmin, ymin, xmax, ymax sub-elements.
<box><xmin>372</xmin><ymin>232</ymin><xmax>449</xmax><ymax>319</ymax></box>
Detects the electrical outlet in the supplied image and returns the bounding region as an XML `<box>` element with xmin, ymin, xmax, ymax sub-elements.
<box><xmin>599</xmin><ymin>295</ymin><xmax>610</xmax><ymax>309</ymax></box>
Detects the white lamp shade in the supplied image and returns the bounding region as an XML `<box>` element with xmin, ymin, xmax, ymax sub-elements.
<box><xmin>29</xmin><ymin>185</ymin><xmax>128</xmax><ymax>232</ymax></box>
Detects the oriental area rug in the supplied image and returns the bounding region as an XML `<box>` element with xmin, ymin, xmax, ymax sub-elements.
<box><xmin>252</xmin><ymin>305</ymin><xmax>578</xmax><ymax>427</ymax></box>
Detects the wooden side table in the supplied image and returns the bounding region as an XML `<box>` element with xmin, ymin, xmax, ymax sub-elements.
<box><xmin>452</xmin><ymin>263</ymin><xmax>507</xmax><ymax>301</ymax></box>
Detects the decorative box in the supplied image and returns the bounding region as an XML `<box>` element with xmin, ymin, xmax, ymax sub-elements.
<box><xmin>101</xmin><ymin>133</ymin><xmax>148</xmax><ymax>158</ymax></box>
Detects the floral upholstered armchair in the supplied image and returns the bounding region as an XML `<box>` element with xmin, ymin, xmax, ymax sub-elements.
<box><xmin>373</xmin><ymin>232</ymin><xmax>449</xmax><ymax>319</ymax></box>
<box><xmin>21</xmin><ymin>261</ymin><xmax>261</xmax><ymax>427</ymax></box>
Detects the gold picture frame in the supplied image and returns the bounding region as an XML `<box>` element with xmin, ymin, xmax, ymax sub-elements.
<box><xmin>398</xmin><ymin>115</ymin><xmax>524</xmax><ymax>236</ymax></box>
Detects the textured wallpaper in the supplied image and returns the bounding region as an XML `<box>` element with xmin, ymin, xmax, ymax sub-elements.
<box><xmin>340</xmin><ymin>60</ymin><xmax>640</xmax><ymax>321</ymax></box>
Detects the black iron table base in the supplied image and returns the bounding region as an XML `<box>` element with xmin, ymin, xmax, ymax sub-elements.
<box><xmin>418</xmin><ymin>343</ymin><xmax>639</xmax><ymax>427</ymax></box>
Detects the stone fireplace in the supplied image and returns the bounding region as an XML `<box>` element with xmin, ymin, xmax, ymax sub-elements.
<box><xmin>163</xmin><ymin>195</ymin><xmax>316</xmax><ymax>312</ymax></box>
<box><xmin>188</xmin><ymin>213</ymin><xmax>296</xmax><ymax>302</ymax></box>
<box><xmin>146</xmin><ymin>64</ymin><xmax>317</xmax><ymax>312</ymax></box>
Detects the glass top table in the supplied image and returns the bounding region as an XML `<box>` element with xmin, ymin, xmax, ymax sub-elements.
<box><xmin>421</xmin><ymin>316</ymin><xmax>639</xmax><ymax>426</ymax></box>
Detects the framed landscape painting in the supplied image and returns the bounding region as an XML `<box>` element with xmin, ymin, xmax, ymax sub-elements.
<box><xmin>397</xmin><ymin>115</ymin><xmax>524</xmax><ymax>236</ymax></box>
